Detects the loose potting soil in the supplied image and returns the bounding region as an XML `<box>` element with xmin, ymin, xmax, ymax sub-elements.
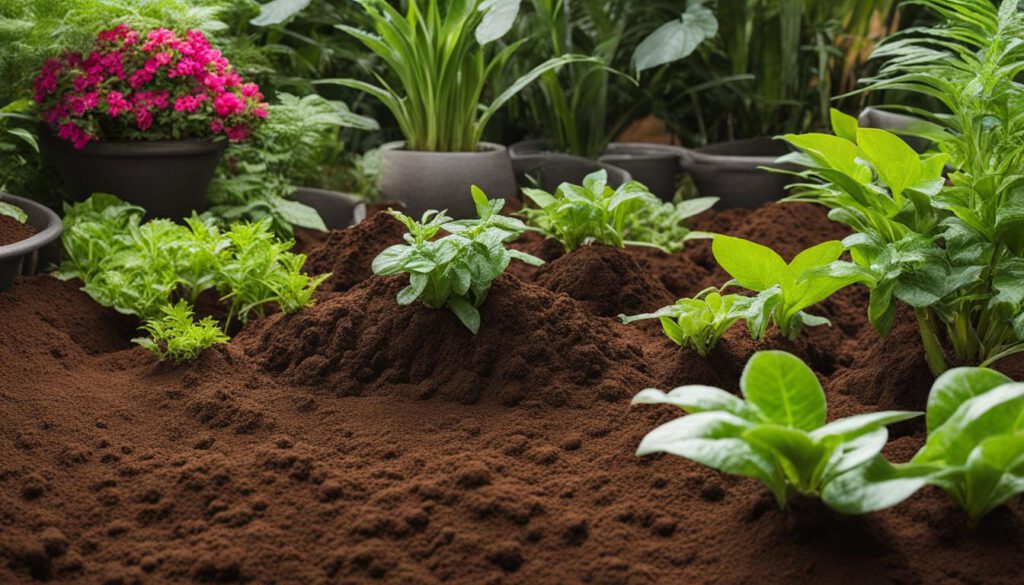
<box><xmin>0</xmin><ymin>216</ymin><xmax>36</xmax><ymax>247</ymax></box>
<box><xmin>2</xmin><ymin>203</ymin><xmax>1022</xmax><ymax>584</ymax></box>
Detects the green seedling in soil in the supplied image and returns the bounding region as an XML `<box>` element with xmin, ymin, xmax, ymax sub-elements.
<box><xmin>825</xmin><ymin>367</ymin><xmax>1024</xmax><ymax>527</ymax></box>
<box><xmin>620</xmin><ymin>288</ymin><xmax>751</xmax><ymax>357</ymax></box>
<box><xmin>622</xmin><ymin>196</ymin><xmax>717</xmax><ymax>254</ymax></box>
<box><xmin>712</xmin><ymin>235</ymin><xmax>874</xmax><ymax>340</ymax></box>
<box><xmin>634</xmin><ymin>350</ymin><xmax>920</xmax><ymax>509</ymax></box>
<box><xmin>520</xmin><ymin>170</ymin><xmax>677</xmax><ymax>252</ymax></box>
<box><xmin>779</xmin><ymin>0</ymin><xmax>1024</xmax><ymax>374</ymax></box>
<box><xmin>372</xmin><ymin>187</ymin><xmax>543</xmax><ymax>333</ymax></box>
<box><xmin>133</xmin><ymin>301</ymin><xmax>229</xmax><ymax>363</ymax></box>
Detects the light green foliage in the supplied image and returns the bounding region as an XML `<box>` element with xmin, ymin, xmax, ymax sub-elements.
<box><xmin>208</xmin><ymin>93</ymin><xmax>378</xmax><ymax>236</ymax></box>
<box><xmin>622</xmin><ymin>196</ymin><xmax>717</xmax><ymax>254</ymax></box>
<box><xmin>0</xmin><ymin>99</ymin><xmax>39</xmax><ymax>198</ymax></box>
<box><xmin>372</xmin><ymin>188</ymin><xmax>543</xmax><ymax>333</ymax></box>
<box><xmin>634</xmin><ymin>351</ymin><xmax>919</xmax><ymax>508</ymax></box>
<box><xmin>520</xmin><ymin>170</ymin><xmax>667</xmax><ymax>252</ymax></box>
<box><xmin>620</xmin><ymin>288</ymin><xmax>751</xmax><ymax>357</ymax></box>
<box><xmin>632</xmin><ymin>1</ymin><xmax>718</xmax><ymax>73</ymax></box>
<box><xmin>321</xmin><ymin>0</ymin><xmax>594</xmax><ymax>152</ymax></box>
<box><xmin>132</xmin><ymin>301</ymin><xmax>229</xmax><ymax>363</ymax></box>
<box><xmin>0</xmin><ymin>200</ymin><xmax>26</xmax><ymax>223</ymax></box>
<box><xmin>58</xmin><ymin>194</ymin><xmax>327</xmax><ymax>360</ymax></box>
<box><xmin>711</xmin><ymin>235</ymin><xmax>873</xmax><ymax>340</ymax></box>
<box><xmin>824</xmin><ymin>367</ymin><xmax>1024</xmax><ymax>526</ymax></box>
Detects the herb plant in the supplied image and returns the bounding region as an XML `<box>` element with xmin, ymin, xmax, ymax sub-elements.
<box><xmin>712</xmin><ymin>235</ymin><xmax>873</xmax><ymax>340</ymax></box>
<box><xmin>372</xmin><ymin>188</ymin><xmax>543</xmax><ymax>333</ymax></box>
<box><xmin>622</xmin><ymin>196</ymin><xmax>717</xmax><ymax>254</ymax></box>
<box><xmin>634</xmin><ymin>350</ymin><xmax>920</xmax><ymax>508</ymax></box>
<box><xmin>321</xmin><ymin>0</ymin><xmax>593</xmax><ymax>152</ymax></box>
<box><xmin>825</xmin><ymin>367</ymin><xmax>1024</xmax><ymax>527</ymax></box>
<box><xmin>620</xmin><ymin>288</ymin><xmax>751</xmax><ymax>357</ymax></box>
<box><xmin>132</xmin><ymin>300</ymin><xmax>229</xmax><ymax>363</ymax></box>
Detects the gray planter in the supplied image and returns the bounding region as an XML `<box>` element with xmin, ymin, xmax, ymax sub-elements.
<box><xmin>599</xmin><ymin>142</ymin><xmax>683</xmax><ymax>201</ymax></box>
<box><xmin>858</xmin><ymin>107</ymin><xmax>931</xmax><ymax>153</ymax></box>
<box><xmin>508</xmin><ymin>141</ymin><xmax>632</xmax><ymax>193</ymax></box>
<box><xmin>0</xmin><ymin>193</ymin><xmax>63</xmax><ymax>292</ymax></box>
<box><xmin>680</xmin><ymin>137</ymin><xmax>795</xmax><ymax>209</ymax></box>
<box><xmin>379</xmin><ymin>141</ymin><xmax>517</xmax><ymax>219</ymax></box>
<box><xmin>45</xmin><ymin>132</ymin><xmax>227</xmax><ymax>220</ymax></box>
<box><xmin>292</xmin><ymin>187</ymin><xmax>361</xmax><ymax>230</ymax></box>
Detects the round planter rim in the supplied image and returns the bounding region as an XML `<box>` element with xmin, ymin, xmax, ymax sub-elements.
<box><xmin>0</xmin><ymin>193</ymin><xmax>63</xmax><ymax>259</ymax></box>
<box><xmin>601</xmin><ymin>142</ymin><xmax>685</xmax><ymax>161</ymax></box>
<box><xmin>380</xmin><ymin>141</ymin><xmax>509</xmax><ymax>157</ymax></box>
<box><xmin>681</xmin><ymin>137</ymin><xmax>789</xmax><ymax>169</ymax></box>
<box><xmin>45</xmin><ymin>133</ymin><xmax>229</xmax><ymax>158</ymax></box>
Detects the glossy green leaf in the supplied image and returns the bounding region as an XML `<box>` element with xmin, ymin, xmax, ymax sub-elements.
<box><xmin>926</xmin><ymin>367</ymin><xmax>1012</xmax><ymax>433</ymax></box>
<box><xmin>740</xmin><ymin>351</ymin><xmax>826</xmax><ymax>430</ymax></box>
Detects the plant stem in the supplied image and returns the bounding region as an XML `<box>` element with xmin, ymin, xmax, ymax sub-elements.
<box><xmin>915</xmin><ymin>308</ymin><xmax>949</xmax><ymax>376</ymax></box>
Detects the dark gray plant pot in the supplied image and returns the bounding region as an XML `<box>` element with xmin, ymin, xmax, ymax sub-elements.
<box><xmin>44</xmin><ymin>132</ymin><xmax>227</xmax><ymax>220</ymax></box>
<box><xmin>508</xmin><ymin>141</ymin><xmax>632</xmax><ymax>192</ymax></box>
<box><xmin>599</xmin><ymin>142</ymin><xmax>683</xmax><ymax>201</ymax></box>
<box><xmin>680</xmin><ymin>137</ymin><xmax>795</xmax><ymax>209</ymax></box>
<box><xmin>858</xmin><ymin>107</ymin><xmax>931</xmax><ymax>153</ymax></box>
<box><xmin>292</xmin><ymin>187</ymin><xmax>361</xmax><ymax>230</ymax></box>
<box><xmin>379</xmin><ymin>141</ymin><xmax>518</xmax><ymax>219</ymax></box>
<box><xmin>0</xmin><ymin>193</ymin><xmax>63</xmax><ymax>292</ymax></box>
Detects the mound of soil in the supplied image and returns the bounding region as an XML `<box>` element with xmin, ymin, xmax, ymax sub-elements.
<box><xmin>532</xmin><ymin>245</ymin><xmax>676</xmax><ymax>318</ymax></box>
<box><xmin>2</xmin><ymin>201</ymin><xmax>1022</xmax><ymax>585</ymax></box>
<box><xmin>0</xmin><ymin>215</ymin><xmax>36</xmax><ymax>246</ymax></box>
<box><xmin>305</xmin><ymin>212</ymin><xmax>407</xmax><ymax>293</ymax></box>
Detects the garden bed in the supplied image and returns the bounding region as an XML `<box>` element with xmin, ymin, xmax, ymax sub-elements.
<box><xmin>1</xmin><ymin>203</ymin><xmax>1022</xmax><ymax>584</ymax></box>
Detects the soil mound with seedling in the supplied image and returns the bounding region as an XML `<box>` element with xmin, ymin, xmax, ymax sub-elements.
<box><xmin>0</xmin><ymin>215</ymin><xmax>36</xmax><ymax>246</ymax></box>
<box><xmin>239</xmin><ymin>274</ymin><xmax>697</xmax><ymax>407</ymax></box>
<box><xmin>305</xmin><ymin>212</ymin><xmax>407</xmax><ymax>292</ymax></box>
<box><xmin>532</xmin><ymin>244</ymin><xmax>676</xmax><ymax>317</ymax></box>
<box><xmin>2</xmin><ymin>202</ymin><xmax>1023</xmax><ymax>584</ymax></box>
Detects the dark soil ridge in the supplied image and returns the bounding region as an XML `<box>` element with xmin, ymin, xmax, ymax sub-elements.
<box><xmin>0</xmin><ymin>215</ymin><xmax>36</xmax><ymax>247</ymax></box>
<box><xmin>1</xmin><ymin>202</ymin><xmax>1023</xmax><ymax>584</ymax></box>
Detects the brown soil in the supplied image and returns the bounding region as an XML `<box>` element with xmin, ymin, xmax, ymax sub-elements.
<box><xmin>0</xmin><ymin>215</ymin><xmax>36</xmax><ymax>246</ymax></box>
<box><xmin>1</xmin><ymin>202</ymin><xmax>1022</xmax><ymax>584</ymax></box>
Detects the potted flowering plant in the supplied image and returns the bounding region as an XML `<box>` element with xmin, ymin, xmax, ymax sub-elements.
<box><xmin>34</xmin><ymin>24</ymin><xmax>267</xmax><ymax>219</ymax></box>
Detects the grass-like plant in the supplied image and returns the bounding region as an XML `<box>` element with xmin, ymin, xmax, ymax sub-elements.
<box><xmin>372</xmin><ymin>187</ymin><xmax>543</xmax><ymax>333</ymax></box>
<box><xmin>825</xmin><ymin>367</ymin><xmax>1024</xmax><ymax>527</ymax></box>
<box><xmin>634</xmin><ymin>350</ymin><xmax>919</xmax><ymax>509</ymax></box>
<box><xmin>322</xmin><ymin>0</ymin><xmax>592</xmax><ymax>152</ymax></box>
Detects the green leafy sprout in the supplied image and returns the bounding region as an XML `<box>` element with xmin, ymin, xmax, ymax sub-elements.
<box><xmin>372</xmin><ymin>187</ymin><xmax>543</xmax><ymax>334</ymax></box>
<box><xmin>620</xmin><ymin>288</ymin><xmax>751</xmax><ymax>357</ymax></box>
<box><xmin>634</xmin><ymin>350</ymin><xmax>920</xmax><ymax>509</ymax></box>
<box><xmin>319</xmin><ymin>0</ymin><xmax>596</xmax><ymax>152</ymax></box>
<box><xmin>825</xmin><ymin>367</ymin><xmax>1024</xmax><ymax>527</ymax></box>
<box><xmin>132</xmin><ymin>301</ymin><xmax>229</xmax><ymax>363</ymax></box>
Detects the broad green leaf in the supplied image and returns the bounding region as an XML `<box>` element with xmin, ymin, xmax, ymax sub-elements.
<box><xmin>991</xmin><ymin>258</ymin><xmax>1024</xmax><ymax>307</ymax></box>
<box><xmin>915</xmin><ymin>384</ymin><xmax>1024</xmax><ymax>465</ymax></box>
<box><xmin>926</xmin><ymin>367</ymin><xmax>1012</xmax><ymax>434</ymax></box>
<box><xmin>476</xmin><ymin>0</ymin><xmax>522</xmax><ymax>44</ymax></box>
<box><xmin>995</xmin><ymin>199</ymin><xmax>1024</xmax><ymax>254</ymax></box>
<box><xmin>740</xmin><ymin>351</ymin><xmax>826</xmax><ymax>431</ymax></box>
<box><xmin>857</xmin><ymin>127</ymin><xmax>921</xmax><ymax>202</ymax></box>
<box><xmin>963</xmin><ymin>432</ymin><xmax>1024</xmax><ymax>520</ymax></box>
<box><xmin>822</xmin><ymin>457</ymin><xmax>936</xmax><ymax>514</ymax></box>
<box><xmin>447</xmin><ymin>298</ymin><xmax>481</xmax><ymax>334</ymax></box>
<box><xmin>743</xmin><ymin>425</ymin><xmax>823</xmax><ymax>488</ymax></box>
<box><xmin>0</xmin><ymin>201</ymin><xmax>28</xmax><ymax>223</ymax></box>
<box><xmin>632</xmin><ymin>385</ymin><xmax>758</xmax><ymax>420</ymax></box>
<box><xmin>830</xmin><ymin>108</ymin><xmax>859</xmax><ymax>142</ymax></box>
<box><xmin>788</xmin><ymin>241</ymin><xmax>844</xmax><ymax>277</ymax></box>
<box><xmin>811</xmin><ymin>411</ymin><xmax>922</xmax><ymax>441</ymax></box>
<box><xmin>272</xmin><ymin>198</ymin><xmax>327</xmax><ymax>232</ymax></box>
<box><xmin>824</xmin><ymin>427</ymin><xmax>889</xmax><ymax>481</ymax></box>
<box><xmin>632</xmin><ymin>2</ymin><xmax>718</xmax><ymax>73</ymax></box>
<box><xmin>712</xmin><ymin>235</ymin><xmax>787</xmax><ymax>291</ymax></box>
<box><xmin>781</xmin><ymin>133</ymin><xmax>871</xmax><ymax>183</ymax></box>
<box><xmin>250</xmin><ymin>0</ymin><xmax>311</xmax><ymax>25</ymax></box>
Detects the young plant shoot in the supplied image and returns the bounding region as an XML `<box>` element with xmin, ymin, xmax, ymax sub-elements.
<box><xmin>372</xmin><ymin>188</ymin><xmax>543</xmax><ymax>333</ymax></box>
<box><xmin>780</xmin><ymin>0</ymin><xmax>1024</xmax><ymax>374</ymax></box>
<box><xmin>825</xmin><ymin>368</ymin><xmax>1024</xmax><ymax>527</ymax></box>
<box><xmin>634</xmin><ymin>351</ymin><xmax>920</xmax><ymax>509</ymax></box>
<box><xmin>620</xmin><ymin>288</ymin><xmax>751</xmax><ymax>357</ymax></box>
<box><xmin>712</xmin><ymin>235</ymin><xmax>873</xmax><ymax>340</ymax></box>
<box><xmin>133</xmin><ymin>301</ymin><xmax>229</xmax><ymax>363</ymax></box>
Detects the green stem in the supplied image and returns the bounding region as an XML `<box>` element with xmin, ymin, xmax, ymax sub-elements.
<box><xmin>915</xmin><ymin>308</ymin><xmax>949</xmax><ymax>376</ymax></box>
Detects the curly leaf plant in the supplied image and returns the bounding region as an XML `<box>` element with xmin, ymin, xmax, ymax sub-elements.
<box><xmin>321</xmin><ymin>0</ymin><xmax>594</xmax><ymax>152</ymax></box>
<box><xmin>634</xmin><ymin>351</ymin><xmax>920</xmax><ymax>509</ymax></box>
<box><xmin>372</xmin><ymin>187</ymin><xmax>543</xmax><ymax>333</ymax></box>
<box><xmin>780</xmin><ymin>0</ymin><xmax>1024</xmax><ymax>374</ymax></box>
<box><xmin>825</xmin><ymin>368</ymin><xmax>1024</xmax><ymax>527</ymax></box>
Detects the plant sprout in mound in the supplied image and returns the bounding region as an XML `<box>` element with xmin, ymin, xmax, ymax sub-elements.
<box><xmin>633</xmin><ymin>351</ymin><xmax>920</xmax><ymax>510</ymax></box>
<box><xmin>372</xmin><ymin>188</ymin><xmax>543</xmax><ymax>333</ymax></box>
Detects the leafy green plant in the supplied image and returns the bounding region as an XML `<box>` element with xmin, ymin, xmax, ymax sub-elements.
<box><xmin>520</xmin><ymin>170</ymin><xmax>662</xmax><ymax>252</ymax></box>
<box><xmin>58</xmin><ymin>194</ymin><xmax>327</xmax><ymax>358</ymax></box>
<box><xmin>372</xmin><ymin>188</ymin><xmax>543</xmax><ymax>333</ymax></box>
<box><xmin>825</xmin><ymin>367</ymin><xmax>1024</xmax><ymax>527</ymax></box>
<box><xmin>320</xmin><ymin>0</ymin><xmax>593</xmax><ymax>152</ymax></box>
<box><xmin>634</xmin><ymin>350</ymin><xmax>920</xmax><ymax>508</ymax></box>
<box><xmin>132</xmin><ymin>301</ymin><xmax>230</xmax><ymax>363</ymax></box>
<box><xmin>622</xmin><ymin>196</ymin><xmax>717</xmax><ymax>254</ymax></box>
<box><xmin>781</xmin><ymin>4</ymin><xmax>1024</xmax><ymax>378</ymax></box>
<box><xmin>208</xmin><ymin>92</ymin><xmax>378</xmax><ymax>236</ymax></box>
<box><xmin>712</xmin><ymin>235</ymin><xmax>873</xmax><ymax>340</ymax></box>
<box><xmin>620</xmin><ymin>288</ymin><xmax>751</xmax><ymax>357</ymax></box>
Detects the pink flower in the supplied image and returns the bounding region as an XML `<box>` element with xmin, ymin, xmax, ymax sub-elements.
<box><xmin>213</xmin><ymin>92</ymin><xmax>244</xmax><ymax>117</ymax></box>
<box><xmin>128</xmin><ymin>69</ymin><xmax>153</xmax><ymax>89</ymax></box>
<box><xmin>106</xmin><ymin>91</ymin><xmax>131</xmax><ymax>117</ymax></box>
<box><xmin>135</xmin><ymin>108</ymin><xmax>153</xmax><ymax>131</ymax></box>
<box><xmin>225</xmin><ymin>125</ymin><xmax>249</xmax><ymax>141</ymax></box>
<box><xmin>254</xmin><ymin>106</ymin><xmax>268</xmax><ymax>119</ymax></box>
<box><xmin>210</xmin><ymin>119</ymin><xmax>224</xmax><ymax>133</ymax></box>
<box><xmin>240</xmin><ymin>82</ymin><xmax>260</xmax><ymax>98</ymax></box>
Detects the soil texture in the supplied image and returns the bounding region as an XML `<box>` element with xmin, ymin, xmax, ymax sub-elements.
<box><xmin>0</xmin><ymin>215</ymin><xmax>36</xmax><ymax>247</ymax></box>
<box><xmin>1</xmin><ymin>202</ymin><xmax>1022</xmax><ymax>584</ymax></box>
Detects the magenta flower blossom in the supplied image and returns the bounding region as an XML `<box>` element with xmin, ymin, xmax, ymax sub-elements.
<box><xmin>35</xmin><ymin>24</ymin><xmax>267</xmax><ymax>148</ymax></box>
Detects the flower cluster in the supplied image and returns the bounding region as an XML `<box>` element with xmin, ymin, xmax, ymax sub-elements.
<box><xmin>34</xmin><ymin>25</ymin><xmax>267</xmax><ymax>149</ymax></box>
